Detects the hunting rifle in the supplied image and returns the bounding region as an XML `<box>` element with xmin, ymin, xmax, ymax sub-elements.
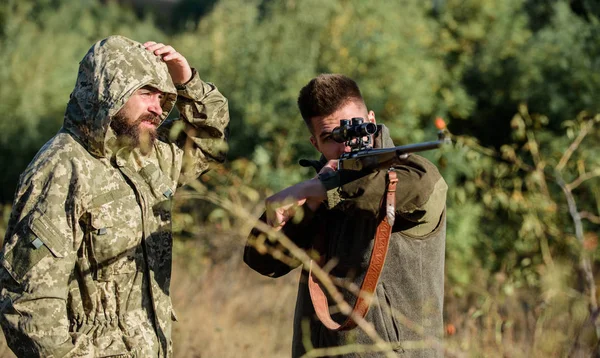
<box><xmin>316</xmin><ymin>117</ymin><xmax>451</xmax><ymax>191</ymax></box>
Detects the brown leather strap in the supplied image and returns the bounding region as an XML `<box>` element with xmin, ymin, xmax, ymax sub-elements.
<box><xmin>308</xmin><ymin>170</ymin><xmax>398</xmax><ymax>331</ymax></box>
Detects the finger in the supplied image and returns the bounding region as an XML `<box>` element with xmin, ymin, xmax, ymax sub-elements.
<box><xmin>143</xmin><ymin>41</ymin><xmax>157</xmax><ymax>48</ymax></box>
<box><xmin>162</xmin><ymin>52</ymin><xmax>185</xmax><ymax>62</ymax></box>
<box><xmin>271</xmin><ymin>222</ymin><xmax>285</xmax><ymax>232</ymax></box>
<box><xmin>324</xmin><ymin>160</ymin><xmax>339</xmax><ymax>171</ymax></box>
<box><xmin>145</xmin><ymin>42</ymin><xmax>165</xmax><ymax>52</ymax></box>
<box><xmin>265</xmin><ymin>210</ymin><xmax>277</xmax><ymax>227</ymax></box>
<box><xmin>276</xmin><ymin>213</ymin><xmax>287</xmax><ymax>228</ymax></box>
<box><xmin>153</xmin><ymin>45</ymin><xmax>176</xmax><ymax>56</ymax></box>
<box><xmin>319</xmin><ymin>162</ymin><xmax>337</xmax><ymax>174</ymax></box>
<box><xmin>266</xmin><ymin>215</ymin><xmax>274</xmax><ymax>227</ymax></box>
<box><xmin>266</xmin><ymin>211</ymin><xmax>286</xmax><ymax>229</ymax></box>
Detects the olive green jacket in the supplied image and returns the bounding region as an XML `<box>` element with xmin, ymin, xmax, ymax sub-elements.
<box><xmin>0</xmin><ymin>36</ymin><xmax>229</xmax><ymax>357</ymax></box>
<box><xmin>244</xmin><ymin>126</ymin><xmax>446</xmax><ymax>357</ymax></box>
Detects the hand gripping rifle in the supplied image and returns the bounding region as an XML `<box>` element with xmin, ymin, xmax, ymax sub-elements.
<box><xmin>317</xmin><ymin>117</ymin><xmax>451</xmax><ymax>191</ymax></box>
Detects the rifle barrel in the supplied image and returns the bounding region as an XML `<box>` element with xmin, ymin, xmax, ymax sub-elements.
<box><xmin>339</xmin><ymin>139</ymin><xmax>449</xmax><ymax>171</ymax></box>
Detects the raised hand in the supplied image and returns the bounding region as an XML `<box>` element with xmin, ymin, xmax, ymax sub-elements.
<box><xmin>144</xmin><ymin>41</ymin><xmax>193</xmax><ymax>85</ymax></box>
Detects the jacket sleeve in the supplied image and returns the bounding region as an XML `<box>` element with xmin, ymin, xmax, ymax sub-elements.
<box><xmin>0</xmin><ymin>167</ymin><xmax>93</xmax><ymax>357</ymax></box>
<box><xmin>243</xmin><ymin>204</ymin><xmax>320</xmax><ymax>278</ymax></box>
<box><xmin>339</xmin><ymin>154</ymin><xmax>447</xmax><ymax>237</ymax></box>
<box><xmin>159</xmin><ymin>68</ymin><xmax>230</xmax><ymax>186</ymax></box>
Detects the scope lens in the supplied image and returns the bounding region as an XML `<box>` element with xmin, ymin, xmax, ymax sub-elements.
<box><xmin>364</xmin><ymin>122</ymin><xmax>377</xmax><ymax>134</ymax></box>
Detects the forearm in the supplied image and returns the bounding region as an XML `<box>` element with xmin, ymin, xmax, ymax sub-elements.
<box><xmin>0</xmin><ymin>261</ymin><xmax>92</xmax><ymax>357</ymax></box>
<box><xmin>244</xmin><ymin>226</ymin><xmax>298</xmax><ymax>278</ymax></box>
<box><xmin>266</xmin><ymin>178</ymin><xmax>326</xmax><ymax>221</ymax></box>
<box><xmin>244</xmin><ymin>201</ymin><xmax>321</xmax><ymax>277</ymax></box>
<box><xmin>166</xmin><ymin>69</ymin><xmax>230</xmax><ymax>184</ymax></box>
<box><xmin>0</xmin><ymin>180</ymin><xmax>88</xmax><ymax>357</ymax></box>
<box><xmin>0</xmin><ymin>294</ymin><xmax>88</xmax><ymax>357</ymax></box>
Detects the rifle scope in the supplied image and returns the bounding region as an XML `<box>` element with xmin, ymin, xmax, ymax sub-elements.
<box><xmin>331</xmin><ymin>118</ymin><xmax>378</xmax><ymax>143</ymax></box>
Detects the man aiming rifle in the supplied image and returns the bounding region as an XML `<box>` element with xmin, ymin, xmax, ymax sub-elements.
<box><xmin>244</xmin><ymin>74</ymin><xmax>448</xmax><ymax>357</ymax></box>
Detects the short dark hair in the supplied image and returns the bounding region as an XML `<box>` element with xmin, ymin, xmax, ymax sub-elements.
<box><xmin>297</xmin><ymin>74</ymin><xmax>364</xmax><ymax>132</ymax></box>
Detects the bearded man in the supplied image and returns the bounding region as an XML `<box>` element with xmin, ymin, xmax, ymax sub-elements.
<box><xmin>0</xmin><ymin>35</ymin><xmax>229</xmax><ymax>357</ymax></box>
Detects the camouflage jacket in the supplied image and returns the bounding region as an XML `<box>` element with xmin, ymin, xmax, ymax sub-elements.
<box><xmin>244</xmin><ymin>126</ymin><xmax>447</xmax><ymax>357</ymax></box>
<box><xmin>0</xmin><ymin>36</ymin><xmax>229</xmax><ymax>357</ymax></box>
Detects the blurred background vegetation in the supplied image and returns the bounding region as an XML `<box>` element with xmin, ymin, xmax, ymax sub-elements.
<box><xmin>1</xmin><ymin>0</ymin><xmax>599</xmax><ymax>356</ymax></box>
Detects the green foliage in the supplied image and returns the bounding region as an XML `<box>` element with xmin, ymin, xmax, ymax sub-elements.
<box><xmin>173</xmin><ymin>0</ymin><xmax>337</xmax><ymax>183</ymax></box>
<box><xmin>1</xmin><ymin>0</ymin><xmax>600</xmax><ymax>353</ymax></box>
<box><xmin>168</xmin><ymin>0</ymin><xmax>219</xmax><ymax>33</ymax></box>
<box><xmin>515</xmin><ymin>2</ymin><xmax>600</xmax><ymax>129</ymax></box>
<box><xmin>0</xmin><ymin>0</ymin><xmax>164</xmax><ymax>202</ymax></box>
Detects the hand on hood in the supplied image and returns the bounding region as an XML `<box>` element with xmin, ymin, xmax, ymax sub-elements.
<box><xmin>143</xmin><ymin>41</ymin><xmax>192</xmax><ymax>85</ymax></box>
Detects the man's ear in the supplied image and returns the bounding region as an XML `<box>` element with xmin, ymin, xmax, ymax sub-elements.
<box><xmin>309</xmin><ymin>136</ymin><xmax>319</xmax><ymax>151</ymax></box>
<box><xmin>368</xmin><ymin>110</ymin><xmax>376</xmax><ymax>124</ymax></box>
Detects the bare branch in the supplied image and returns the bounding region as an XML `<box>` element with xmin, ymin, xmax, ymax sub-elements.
<box><xmin>567</xmin><ymin>168</ymin><xmax>600</xmax><ymax>191</ymax></box>
<box><xmin>554</xmin><ymin>171</ymin><xmax>598</xmax><ymax>312</ymax></box>
<box><xmin>178</xmin><ymin>189</ymin><xmax>398</xmax><ymax>358</ymax></box>
<box><xmin>580</xmin><ymin>211</ymin><xmax>600</xmax><ymax>224</ymax></box>
<box><xmin>525</xmin><ymin>129</ymin><xmax>551</xmax><ymax>197</ymax></box>
<box><xmin>556</xmin><ymin>121</ymin><xmax>594</xmax><ymax>172</ymax></box>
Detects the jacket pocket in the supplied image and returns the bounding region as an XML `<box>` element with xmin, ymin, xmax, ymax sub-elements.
<box><xmin>2</xmin><ymin>212</ymin><xmax>69</xmax><ymax>282</ymax></box>
<box><xmin>88</xmin><ymin>207</ymin><xmax>138</xmax><ymax>280</ymax></box>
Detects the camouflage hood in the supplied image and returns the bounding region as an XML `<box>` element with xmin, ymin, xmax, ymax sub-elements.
<box><xmin>63</xmin><ymin>35</ymin><xmax>178</xmax><ymax>158</ymax></box>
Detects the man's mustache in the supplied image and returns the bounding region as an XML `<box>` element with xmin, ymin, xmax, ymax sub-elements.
<box><xmin>136</xmin><ymin>113</ymin><xmax>161</xmax><ymax>126</ymax></box>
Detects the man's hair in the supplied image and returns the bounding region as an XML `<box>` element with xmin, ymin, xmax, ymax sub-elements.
<box><xmin>297</xmin><ymin>74</ymin><xmax>364</xmax><ymax>132</ymax></box>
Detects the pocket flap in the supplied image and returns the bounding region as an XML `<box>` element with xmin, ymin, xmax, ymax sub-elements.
<box><xmin>90</xmin><ymin>207</ymin><xmax>115</xmax><ymax>231</ymax></box>
<box><xmin>29</xmin><ymin>214</ymin><xmax>69</xmax><ymax>258</ymax></box>
<box><xmin>139</xmin><ymin>163</ymin><xmax>175</xmax><ymax>200</ymax></box>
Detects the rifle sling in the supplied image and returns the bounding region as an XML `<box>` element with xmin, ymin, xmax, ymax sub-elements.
<box><xmin>308</xmin><ymin>170</ymin><xmax>398</xmax><ymax>331</ymax></box>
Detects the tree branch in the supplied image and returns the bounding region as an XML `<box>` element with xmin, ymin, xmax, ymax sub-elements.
<box><xmin>580</xmin><ymin>211</ymin><xmax>600</xmax><ymax>224</ymax></box>
<box><xmin>567</xmin><ymin>169</ymin><xmax>600</xmax><ymax>191</ymax></box>
<box><xmin>179</xmin><ymin>188</ymin><xmax>402</xmax><ymax>357</ymax></box>
<box><xmin>556</xmin><ymin>120</ymin><xmax>593</xmax><ymax>172</ymax></box>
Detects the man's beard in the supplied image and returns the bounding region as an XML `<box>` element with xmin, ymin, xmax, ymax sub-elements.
<box><xmin>111</xmin><ymin>112</ymin><xmax>160</xmax><ymax>155</ymax></box>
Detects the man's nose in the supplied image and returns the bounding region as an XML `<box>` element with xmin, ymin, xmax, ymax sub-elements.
<box><xmin>148</xmin><ymin>96</ymin><xmax>162</xmax><ymax>115</ymax></box>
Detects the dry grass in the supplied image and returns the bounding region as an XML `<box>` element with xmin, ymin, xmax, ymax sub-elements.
<box><xmin>0</xmin><ymin>249</ymin><xmax>595</xmax><ymax>357</ymax></box>
<box><xmin>171</xmin><ymin>253</ymin><xmax>298</xmax><ymax>358</ymax></box>
<box><xmin>0</xmin><ymin>250</ymin><xmax>299</xmax><ymax>358</ymax></box>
